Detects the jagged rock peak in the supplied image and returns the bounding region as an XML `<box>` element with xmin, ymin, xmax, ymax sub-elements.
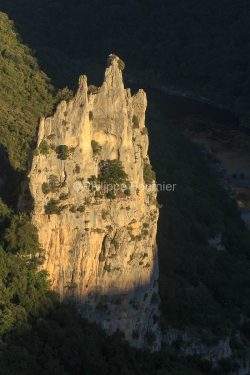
<box><xmin>26</xmin><ymin>55</ymin><xmax>161</xmax><ymax>350</ymax></box>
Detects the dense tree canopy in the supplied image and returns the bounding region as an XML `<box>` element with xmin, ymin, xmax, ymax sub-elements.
<box><xmin>0</xmin><ymin>12</ymin><xmax>55</xmax><ymax>170</ymax></box>
<box><xmin>0</xmin><ymin>200</ymin><xmax>53</xmax><ymax>337</ymax></box>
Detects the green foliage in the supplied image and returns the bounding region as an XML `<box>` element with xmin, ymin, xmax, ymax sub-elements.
<box><xmin>48</xmin><ymin>174</ymin><xmax>61</xmax><ymax>192</ymax></box>
<box><xmin>88</xmin><ymin>85</ymin><xmax>99</xmax><ymax>95</ymax></box>
<box><xmin>0</xmin><ymin>304</ymin><xmax>205</xmax><ymax>375</ymax></box>
<box><xmin>42</xmin><ymin>182</ymin><xmax>50</xmax><ymax>194</ymax></box>
<box><xmin>132</xmin><ymin>115</ymin><xmax>139</xmax><ymax>129</ymax></box>
<box><xmin>3</xmin><ymin>214</ymin><xmax>40</xmax><ymax>256</ymax></box>
<box><xmin>101</xmin><ymin>209</ymin><xmax>108</xmax><ymax>220</ymax></box>
<box><xmin>44</xmin><ymin>199</ymin><xmax>61</xmax><ymax>215</ymax></box>
<box><xmin>98</xmin><ymin>160</ymin><xmax>129</xmax><ymax>186</ymax></box>
<box><xmin>143</xmin><ymin>162</ymin><xmax>156</xmax><ymax>184</ymax></box>
<box><xmin>106</xmin><ymin>191</ymin><xmax>116</xmax><ymax>200</ymax></box>
<box><xmin>59</xmin><ymin>192</ymin><xmax>69</xmax><ymax>200</ymax></box>
<box><xmin>39</xmin><ymin>140</ymin><xmax>50</xmax><ymax>156</ymax></box>
<box><xmin>117</xmin><ymin>58</ymin><xmax>125</xmax><ymax>71</ymax></box>
<box><xmin>56</xmin><ymin>144</ymin><xmax>69</xmax><ymax>160</ymax></box>
<box><xmin>124</xmin><ymin>188</ymin><xmax>131</xmax><ymax>196</ymax></box>
<box><xmin>91</xmin><ymin>140</ymin><xmax>102</xmax><ymax>155</ymax></box>
<box><xmin>77</xmin><ymin>205</ymin><xmax>85</xmax><ymax>212</ymax></box>
<box><xmin>55</xmin><ymin>86</ymin><xmax>73</xmax><ymax>104</ymax></box>
<box><xmin>108</xmin><ymin>54</ymin><xmax>125</xmax><ymax>71</ymax></box>
<box><xmin>0</xmin><ymin>12</ymin><xmax>55</xmax><ymax>170</ymax></box>
<box><xmin>0</xmin><ymin>5</ymin><xmax>250</xmax><ymax>369</ymax></box>
<box><xmin>74</xmin><ymin>164</ymin><xmax>81</xmax><ymax>174</ymax></box>
<box><xmin>0</xmin><ymin>199</ymin><xmax>52</xmax><ymax>337</ymax></box>
<box><xmin>42</xmin><ymin>176</ymin><xmax>61</xmax><ymax>195</ymax></box>
<box><xmin>98</xmin><ymin>160</ymin><xmax>130</xmax><ymax>198</ymax></box>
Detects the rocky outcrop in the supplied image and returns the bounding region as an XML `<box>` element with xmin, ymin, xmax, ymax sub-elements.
<box><xmin>27</xmin><ymin>55</ymin><xmax>160</xmax><ymax>349</ymax></box>
<box><xmin>163</xmin><ymin>328</ymin><xmax>232</xmax><ymax>363</ymax></box>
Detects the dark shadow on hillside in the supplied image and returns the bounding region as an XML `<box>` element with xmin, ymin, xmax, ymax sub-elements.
<box><xmin>0</xmin><ymin>145</ymin><xmax>24</xmax><ymax>209</ymax></box>
<box><xmin>0</xmin><ymin>301</ymin><xmax>207</xmax><ymax>375</ymax></box>
<box><xmin>0</xmin><ymin>2</ymin><xmax>106</xmax><ymax>88</ymax></box>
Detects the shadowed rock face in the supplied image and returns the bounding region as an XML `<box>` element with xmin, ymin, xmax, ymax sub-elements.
<box><xmin>27</xmin><ymin>55</ymin><xmax>160</xmax><ymax>349</ymax></box>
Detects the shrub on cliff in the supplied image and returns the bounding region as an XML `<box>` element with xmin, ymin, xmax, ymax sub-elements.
<box><xmin>91</xmin><ymin>140</ymin><xmax>102</xmax><ymax>156</ymax></box>
<box><xmin>98</xmin><ymin>159</ymin><xmax>129</xmax><ymax>187</ymax></box>
<box><xmin>55</xmin><ymin>86</ymin><xmax>73</xmax><ymax>104</ymax></box>
<box><xmin>56</xmin><ymin>145</ymin><xmax>69</xmax><ymax>160</ymax></box>
<box><xmin>39</xmin><ymin>140</ymin><xmax>50</xmax><ymax>156</ymax></box>
<box><xmin>44</xmin><ymin>199</ymin><xmax>61</xmax><ymax>215</ymax></box>
<box><xmin>108</xmin><ymin>54</ymin><xmax>125</xmax><ymax>71</ymax></box>
<box><xmin>143</xmin><ymin>162</ymin><xmax>156</xmax><ymax>184</ymax></box>
<box><xmin>132</xmin><ymin>115</ymin><xmax>139</xmax><ymax>129</ymax></box>
<box><xmin>0</xmin><ymin>199</ymin><xmax>52</xmax><ymax>336</ymax></box>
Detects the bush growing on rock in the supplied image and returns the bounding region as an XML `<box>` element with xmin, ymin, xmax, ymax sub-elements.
<box><xmin>59</xmin><ymin>192</ymin><xmax>69</xmax><ymax>200</ymax></box>
<box><xmin>44</xmin><ymin>199</ymin><xmax>61</xmax><ymax>215</ymax></box>
<box><xmin>87</xmin><ymin>85</ymin><xmax>98</xmax><ymax>95</ymax></box>
<box><xmin>56</xmin><ymin>145</ymin><xmax>69</xmax><ymax>160</ymax></box>
<box><xmin>74</xmin><ymin>164</ymin><xmax>81</xmax><ymax>174</ymax></box>
<box><xmin>98</xmin><ymin>159</ymin><xmax>129</xmax><ymax>187</ymax></box>
<box><xmin>39</xmin><ymin>140</ymin><xmax>50</xmax><ymax>155</ymax></box>
<box><xmin>91</xmin><ymin>140</ymin><xmax>102</xmax><ymax>155</ymax></box>
<box><xmin>108</xmin><ymin>54</ymin><xmax>125</xmax><ymax>71</ymax></box>
<box><xmin>132</xmin><ymin>115</ymin><xmax>139</xmax><ymax>129</ymax></box>
<box><xmin>143</xmin><ymin>162</ymin><xmax>156</xmax><ymax>184</ymax></box>
<box><xmin>48</xmin><ymin>175</ymin><xmax>61</xmax><ymax>192</ymax></box>
<box><xmin>42</xmin><ymin>182</ymin><xmax>50</xmax><ymax>195</ymax></box>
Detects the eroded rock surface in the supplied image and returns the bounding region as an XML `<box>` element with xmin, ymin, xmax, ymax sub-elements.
<box><xmin>27</xmin><ymin>55</ymin><xmax>160</xmax><ymax>349</ymax></box>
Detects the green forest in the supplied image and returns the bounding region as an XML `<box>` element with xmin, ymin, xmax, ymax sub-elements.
<box><xmin>0</xmin><ymin>2</ymin><xmax>250</xmax><ymax>374</ymax></box>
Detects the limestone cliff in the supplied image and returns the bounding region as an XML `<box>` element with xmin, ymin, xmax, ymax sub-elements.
<box><xmin>27</xmin><ymin>55</ymin><xmax>160</xmax><ymax>349</ymax></box>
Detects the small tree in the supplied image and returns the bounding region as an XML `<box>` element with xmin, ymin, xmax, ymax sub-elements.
<box><xmin>42</xmin><ymin>182</ymin><xmax>50</xmax><ymax>195</ymax></box>
<box><xmin>98</xmin><ymin>160</ymin><xmax>129</xmax><ymax>186</ymax></box>
<box><xmin>55</xmin><ymin>86</ymin><xmax>73</xmax><ymax>104</ymax></box>
<box><xmin>48</xmin><ymin>175</ymin><xmax>61</xmax><ymax>192</ymax></box>
<box><xmin>44</xmin><ymin>199</ymin><xmax>61</xmax><ymax>215</ymax></box>
<box><xmin>39</xmin><ymin>140</ymin><xmax>50</xmax><ymax>156</ymax></box>
<box><xmin>143</xmin><ymin>162</ymin><xmax>156</xmax><ymax>184</ymax></box>
<box><xmin>74</xmin><ymin>164</ymin><xmax>81</xmax><ymax>174</ymax></box>
<box><xmin>91</xmin><ymin>140</ymin><xmax>102</xmax><ymax>156</ymax></box>
<box><xmin>108</xmin><ymin>54</ymin><xmax>125</xmax><ymax>71</ymax></box>
<box><xmin>132</xmin><ymin>115</ymin><xmax>139</xmax><ymax>129</ymax></box>
<box><xmin>56</xmin><ymin>145</ymin><xmax>69</xmax><ymax>160</ymax></box>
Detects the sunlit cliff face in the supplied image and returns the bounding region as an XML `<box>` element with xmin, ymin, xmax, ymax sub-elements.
<box><xmin>26</xmin><ymin>55</ymin><xmax>160</xmax><ymax>349</ymax></box>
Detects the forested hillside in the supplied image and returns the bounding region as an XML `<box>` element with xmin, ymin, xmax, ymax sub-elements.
<box><xmin>0</xmin><ymin>12</ymin><xmax>55</xmax><ymax>170</ymax></box>
<box><xmin>1</xmin><ymin>0</ymin><xmax>250</xmax><ymax>123</ymax></box>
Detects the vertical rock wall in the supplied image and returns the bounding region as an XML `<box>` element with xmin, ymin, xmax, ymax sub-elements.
<box><xmin>28</xmin><ymin>55</ymin><xmax>160</xmax><ymax>349</ymax></box>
